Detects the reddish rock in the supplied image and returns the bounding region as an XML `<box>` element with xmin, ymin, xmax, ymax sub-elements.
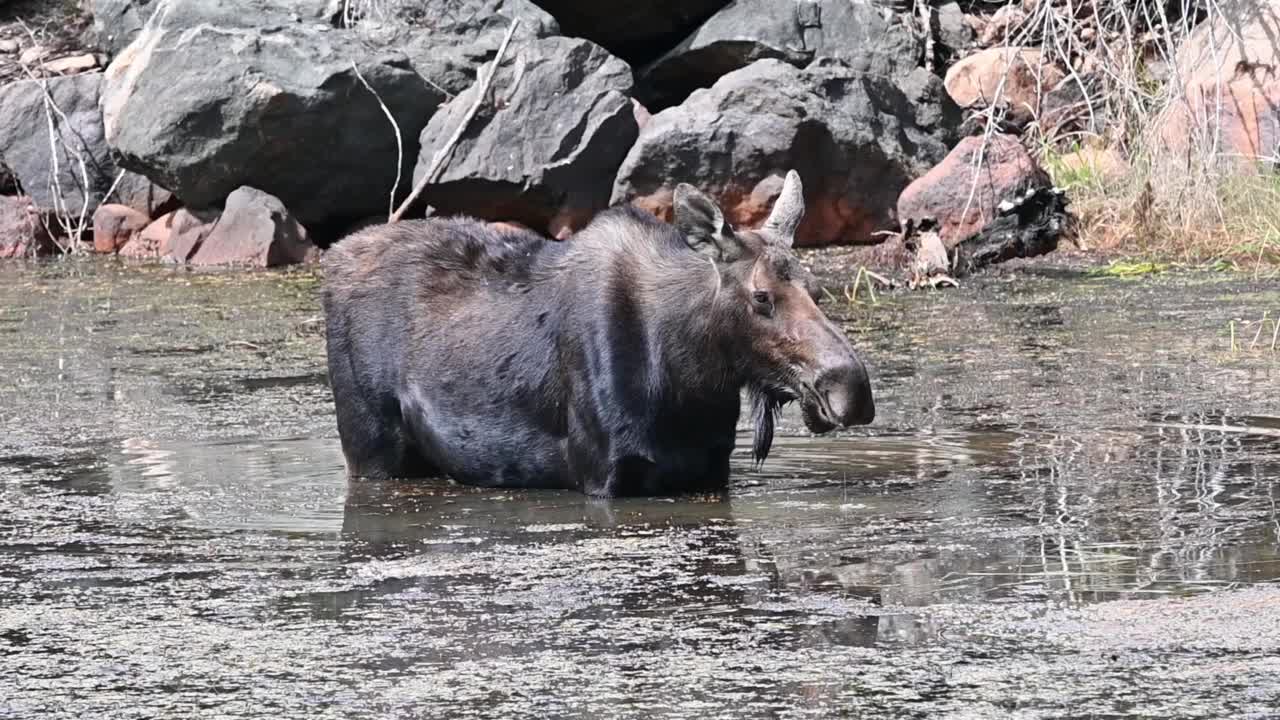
<box><xmin>92</xmin><ymin>203</ymin><xmax>149</xmax><ymax>253</ymax></box>
<box><xmin>976</xmin><ymin>5</ymin><xmax>1027</xmax><ymax>48</ymax></box>
<box><xmin>631</xmin><ymin>99</ymin><xmax>653</xmax><ymax>130</ymax></box>
<box><xmin>897</xmin><ymin>134</ymin><xmax>1051</xmax><ymax>248</ymax></box>
<box><xmin>944</xmin><ymin>47</ymin><xmax>1064</xmax><ymax>123</ymax></box>
<box><xmin>119</xmin><ymin>208</ymin><xmax>213</xmax><ymax>260</ymax></box>
<box><xmin>163</xmin><ymin>226</ymin><xmax>209</xmax><ymax>262</ymax></box>
<box><xmin>0</xmin><ymin>195</ymin><xmax>55</xmax><ymax>259</ymax></box>
<box><xmin>189</xmin><ymin>186</ymin><xmax>312</xmax><ymax>267</ymax></box>
<box><xmin>42</xmin><ymin>54</ymin><xmax>98</xmax><ymax>75</ymax></box>
<box><xmin>1055</xmin><ymin>147</ymin><xmax>1126</xmax><ymax>182</ymax></box>
<box><xmin>1158</xmin><ymin>1</ymin><xmax>1280</xmax><ymax>162</ymax></box>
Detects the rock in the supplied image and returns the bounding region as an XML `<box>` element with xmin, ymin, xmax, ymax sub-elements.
<box><xmin>42</xmin><ymin>54</ymin><xmax>99</xmax><ymax>75</ymax></box>
<box><xmin>189</xmin><ymin>187</ymin><xmax>312</xmax><ymax>267</ymax></box>
<box><xmin>351</xmin><ymin>0</ymin><xmax>561</xmax><ymax>98</ymax></box>
<box><xmin>92</xmin><ymin>203</ymin><xmax>149</xmax><ymax>253</ymax></box>
<box><xmin>90</xmin><ymin>0</ymin><xmax>343</xmax><ymax>56</ymax></box>
<box><xmin>638</xmin><ymin>0</ymin><xmax>920</xmax><ymax>109</ymax></box>
<box><xmin>977</xmin><ymin>4</ymin><xmax>1027</xmax><ymax>47</ymax></box>
<box><xmin>0</xmin><ymin>39</ymin><xmax>19</xmax><ymax>55</ymax></box>
<box><xmin>102</xmin><ymin>0</ymin><xmax>444</xmax><ymax>228</ymax></box>
<box><xmin>612</xmin><ymin>59</ymin><xmax>961</xmax><ymax>247</ymax></box>
<box><xmin>412</xmin><ymin>36</ymin><xmax>638</xmax><ymax>235</ymax></box>
<box><xmin>1054</xmin><ymin>147</ymin><xmax>1125</xmax><ymax>182</ymax></box>
<box><xmin>900</xmin><ymin>184</ymin><xmax>1071</xmax><ymax>285</ymax></box>
<box><xmin>0</xmin><ymin>162</ymin><xmax>16</xmax><ymax>194</ymax></box>
<box><xmin>631</xmin><ymin>99</ymin><xmax>653</xmax><ymax>130</ymax></box>
<box><xmin>944</xmin><ymin>47</ymin><xmax>1064</xmax><ymax>124</ymax></box>
<box><xmin>1040</xmin><ymin>73</ymin><xmax>1106</xmax><ymax>138</ymax></box>
<box><xmin>527</xmin><ymin>0</ymin><xmax>729</xmax><ymax>66</ymax></box>
<box><xmin>89</xmin><ymin>0</ymin><xmax>161</xmax><ymax>56</ymax></box>
<box><xmin>933</xmin><ymin>2</ymin><xmax>973</xmax><ymax>61</ymax></box>
<box><xmin>18</xmin><ymin>45</ymin><xmax>49</xmax><ymax>66</ymax></box>
<box><xmin>0</xmin><ymin>195</ymin><xmax>55</xmax><ymax>259</ymax></box>
<box><xmin>119</xmin><ymin>207</ymin><xmax>214</xmax><ymax>260</ymax></box>
<box><xmin>0</xmin><ymin>71</ymin><xmax>159</xmax><ymax>217</ymax></box>
<box><xmin>114</xmin><ymin>174</ymin><xmax>178</xmax><ymax>218</ymax></box>
<box><xmin>1158</xmin><ymin>0</ymin><xmax>1280</xmax><ymax>163</ymax></box>
<box><xmin>897</xmin><ymin>133</ymin><xmax>1051</xmax><ymax>248</ymax></box>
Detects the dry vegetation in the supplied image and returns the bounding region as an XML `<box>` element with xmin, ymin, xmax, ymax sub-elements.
<box><xmin>999</xmin><ymin>0</ymin><xmax>1280</xmax><ymax>271</ymax></box>
<box><xmin>0</xmin><ymin>0</ymin><xmax>93</xmax><ymax>85</ymax></box>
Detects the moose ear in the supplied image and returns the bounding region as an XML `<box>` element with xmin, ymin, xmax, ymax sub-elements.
<box><xmin>673</xmin><ymin>183</ymin><xmax>743</xmax><ymax>262</ymax></box>
<box><xmin>761</xmin><ymin>169</ymin><xmax>805</xmax><ymax>247</ymax></box>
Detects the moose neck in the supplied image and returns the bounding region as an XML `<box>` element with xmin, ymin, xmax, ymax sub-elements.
<box><xmin>549</xmin><ymin>210</ymin><xmax>749</xmax><ymax>417</ymax></box>
<box><xmin>639</xmin><ymin>257</ymin><xmax>747</xmax><ymax>405</ymax></box>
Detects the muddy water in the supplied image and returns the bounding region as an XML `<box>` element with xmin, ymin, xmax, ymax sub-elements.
<box><xmin>2</xmin><ymin>258</ymin><xmax>1279</xmax><ymax>719</ymax></box>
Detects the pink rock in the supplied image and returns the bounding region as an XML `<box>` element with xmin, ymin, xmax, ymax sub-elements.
<box><xmin>1158</xmin><ymin>1</ymin><xmax>1280</xmax><ymax>163</ymax></box>
<box><xmin>189</xmin><ymin>187</ymin><xmax>312</xmax><ymax>267</ymax></box>
<box><xmin>897</xmin><ymin>134</ymin><xmax>1051</xmax><ymax>248</ymax></box>
<box><xmin>119</xmin><ymin>208</ymin><xmax>212</xmax><ymax>260</ymax></box>
<box><xmin>631</xmin><ymin>98</ymin><xmax>653</xmax><ymax>130</ymax></box>
<box><xmin>42</xmin><ymin>54</ymin><xmax>98</xmax><ymax>75</ymax></box>
<box><xmin>944</xmin><ymin>47</ymin><xmax>1064</xmax><ymax>122</ymax></box>
<box><xmin>92</xmin><ymin>203</ymin><xmax>149</xmax><ymax>253</ymax></box>
<box><xmin>0</xmin><ymin>195</ymin><xmax>55</xmax><ymax>258</ymax></box>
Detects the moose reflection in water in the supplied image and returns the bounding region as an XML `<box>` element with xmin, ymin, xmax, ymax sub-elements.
<box><xmin>321</xmin><ymin>170</ymin><xmax>875</xmax><ymax>496</ymax></box>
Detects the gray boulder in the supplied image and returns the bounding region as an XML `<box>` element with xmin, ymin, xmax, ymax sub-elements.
<box><xmin>0</xmin><ymin>71</ymin><xmax>166</xmax><ymax>218</ymax></box>
<box><xmin>88</xmin><ymin>0</ymin><xmax>159</xmax><ymax>56</ymax></box>
<box><xmin>611</xmin><ymin>59</ymin><xmax>961</xmax><ymax>247</ymax></box>
<box><xmin>527</xmin><ymin>0</ymin><xmax>729</xmax><ymax>65</ymax></box>
<box><xmin>638</xmin><ymin>0</ymin><xmax>922</xmax><ymax>109</ymax></box>
<box><xmin>412</xmin><ymin>36</ymin><xmax>638</xmax><ymax>236</ymax></box>
<box><xmin>102</xmin><ymin>0</ymin><xmax>445</xmax><ymax>226</ymax></box>
<box><xmin>89</xmin><ymin>0</ymin><xmax>342</xmax><ymax>56</ymax></box>
<box><xmin>933</xmin><ymin>1</ymin><xmax>973</xmax><ymax>62</ymax></box>
<box><xmin>350</xmin><ymin>0</ymin><xmax>560</xmax><ymax>97</ymax></box>
<box><xmin>190</xmin><ymin>186</ymin><xmax>314</xmax><ymax>267</ymax></box>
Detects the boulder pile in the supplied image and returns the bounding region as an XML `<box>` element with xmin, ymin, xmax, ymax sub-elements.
<box><xmin>4</xmin><ymin>0</ymin><xmax>1246</xmax><ymax>274</ymax></box>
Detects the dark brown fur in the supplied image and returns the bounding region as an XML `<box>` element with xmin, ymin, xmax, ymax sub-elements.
<box><xmin>321</xmin><ymin>171</ymin><xmax>874</xmax><ymax>496</ymax></box>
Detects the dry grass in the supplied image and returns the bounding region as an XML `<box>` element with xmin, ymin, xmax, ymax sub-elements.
<box><xmin>1047</xmin><ymin>148</ymin><xmax>1280</xmax><ymax>271</ymax></box>
<box><xmin>978</xmin><ymin>0</ymin><xmax>1280</xmax><ymax>271</ymax></box>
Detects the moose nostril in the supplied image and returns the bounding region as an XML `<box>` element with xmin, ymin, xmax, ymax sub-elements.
<box><xmin>817</xmin><ymin>360</ymin><xmax>874</xmax><ymax>426</ymax></box>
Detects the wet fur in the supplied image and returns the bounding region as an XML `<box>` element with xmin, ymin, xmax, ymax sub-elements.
<box><xmin>321</xmin><ymin>208</ymin><xmax>777</xmax><ymax>497</ymax></box>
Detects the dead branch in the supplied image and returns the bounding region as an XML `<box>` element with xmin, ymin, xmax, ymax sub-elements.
<box><xmin>16</xmin><ymin>20</ymin><xmax>93</xmax><ymax>255</ymax></box>
<box><xmin>389</xmin><ymin>16</ymin><xmax>520</xmax><ymax>223</ymax></box>
<box><xmin>351</xmin><ymin>61</ymin><xmax>404</xmax><ymax>220</ymax></box>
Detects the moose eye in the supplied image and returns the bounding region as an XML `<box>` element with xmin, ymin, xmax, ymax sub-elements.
<box><xmin>751</xmin><ymin>290</ymin><xmax>774</xmax><ymax>316</ymax></box>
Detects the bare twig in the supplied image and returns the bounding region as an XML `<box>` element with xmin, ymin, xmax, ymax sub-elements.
<box><xmin>16</xmin><ymin>19</ymin><xmax>94</xmax><ymax>255</ymax></box>
<box><xmin>389</xmin><ymin>17</ymin><xmax>520</xmax><ymax>223</ymax></box>
<box><xmin>102</xmin><ymin>169</ymin><xmax>125</xmax><ymax>206</ymax></box>
<box><xmin>351</xmin><ymin>61</ymin><xmax>404</xmax><ymax>220</ymax></box>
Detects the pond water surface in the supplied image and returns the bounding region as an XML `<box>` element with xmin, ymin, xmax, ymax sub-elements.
<box><xmin>2</xmin><ymin>258</ymin><xmax>1279</xmax><ymax>719</ymax></box>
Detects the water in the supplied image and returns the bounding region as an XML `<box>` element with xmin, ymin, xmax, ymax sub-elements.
<box><xmin>2</xmin><ymin>258</ymin><xmax>1279</xmax><ymax>718</ymax></box>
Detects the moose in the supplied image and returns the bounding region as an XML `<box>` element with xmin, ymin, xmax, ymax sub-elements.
<box><xmin>320</xmin><ymin>170</ymin><xmax>875</xmax><ymax>497</ymax></box>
